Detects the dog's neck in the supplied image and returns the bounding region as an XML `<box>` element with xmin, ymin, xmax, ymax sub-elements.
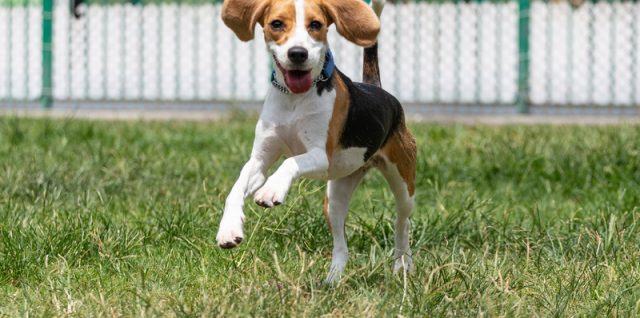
<box><xmin>270</xmin><ymin>50</ymin><xmax>336</xmax><ymax>95</ymax></box>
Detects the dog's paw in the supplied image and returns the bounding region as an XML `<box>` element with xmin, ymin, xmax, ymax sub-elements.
<box><xmin>216</xmin><ymin>216</ymin><xmax>244</xmax><ymax>249</ymax></box>
<box><xmin>254</xmin><ymin>176</ymin><xmax>290</xmax><ymax>208</ymax></box>
<box><xmin>324</xmin><ymin>261</ymin><xmax>347</xmax><ymax>285</ymax></box>
<box><xmin>324</xmin><ymin>270</ymin><xmax>342</xmax><ymax>286</ymax></box>
<box><xmin>393</xmin><ymin>254</ymin><xmax>414</xmax><ymax>274</ymax></box>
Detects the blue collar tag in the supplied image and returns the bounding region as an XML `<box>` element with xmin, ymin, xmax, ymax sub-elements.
<box><xmin>321</xmin><ymin>50</ymin><xmax>335</xmax><ymax>80</ymax></box>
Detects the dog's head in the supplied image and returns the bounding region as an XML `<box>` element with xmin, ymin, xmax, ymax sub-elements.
<box><xmin>222</xmin><ymin>0</ymin><xmax>380</xmax><ymax>94</ymax></box>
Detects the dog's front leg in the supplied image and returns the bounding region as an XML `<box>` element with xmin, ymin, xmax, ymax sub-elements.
<box><xmin>216</xmin><ymin>158</ymin><xmax>266</xmax><ymax>248</ymax></box>
<box><xmin>254</xmin><ymin>148</ymin><xmax>328</xmax><ymax>208</ymax></box>
<box><xmin>217</xmin><ymin>128</ymin><xmax>281</xmax><ymax>249</ymax></box>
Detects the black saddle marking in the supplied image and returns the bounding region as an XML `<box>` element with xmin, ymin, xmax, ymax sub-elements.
<box><xmin>337</xmin><ymin>70</ymin><xmax>403</xmax><ymax>161</ymax></box>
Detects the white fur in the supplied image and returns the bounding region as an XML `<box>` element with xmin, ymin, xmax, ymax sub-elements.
<box><xmin>379</xmin><ymin>159</ymin><xmax>415</xmax><ymax>273</ymax></box>
<box><xmin>217</xmin><ymin>0</ymin><xmax>413</xmax><ymax>285</ymax></box>
<box><xmin>216</xmin><ymin>85</ymin><xmax>341</xmax><ymax>247</ymax></box>
<box><xmin>217</xmin><ymin>0</ymin><xmax>338</xmax><ymax>248</ymax></box>
<box><xmin>328</xmin><ymin>147</ymin><xmax>368</xmax><ymax>179</ymax></box>
<box><xmin>269</xmin><ymin>0</ymin><xmax>326</xmax><ymax>83</ymax></box>
<box><xmin>324</xmin><ymin>169</ymin><xmax>366</xmax><ymax>284</ymax></box>
<box><xmin>324</xmin><ymin>157</ymin><xmax>415</xmax><ymax>284</ymax></box>
<box><xmin>216</xmin><ymin>120</ymin><xmax>284</xmax><ymax>246</ymax></box>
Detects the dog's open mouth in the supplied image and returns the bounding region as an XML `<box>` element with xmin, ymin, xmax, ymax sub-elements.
<box><xmin>274</xmin><ymin>57</ymin><xmax>313</xmax><ymax>94</ymax></box>
<box><xmin>284</xmin><ymin>70</ymin><xmax>312</xmax><ymax>94</ymax></box>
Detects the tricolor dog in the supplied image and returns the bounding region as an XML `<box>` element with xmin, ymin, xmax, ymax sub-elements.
<box><xmin>216</xmin><ymin>0</ymin><xmax>417</xmax><ymax>283</ymax></box>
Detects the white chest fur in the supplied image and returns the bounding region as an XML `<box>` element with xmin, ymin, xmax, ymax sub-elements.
<box><xmin>260</xmin><ymin>87</ymin><xmax>336</xmax><ymax>157</ymax></box>
<box><xmin>259</xmin><ymin>87</ymin><xmax>368</xmax><ymax>181</ymax></box>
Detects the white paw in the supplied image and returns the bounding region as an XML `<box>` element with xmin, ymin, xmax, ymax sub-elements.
<box><xmin>393</xmin><ymin>254</ymin><xmax>413</xmax><ymax>274</ymax></box>
<box><xmin>254</xmin><ymin>176</ymin><xmax>290</xmax><ymax>208</ymax></box>
<box><xmin>324</xmin><ymin>261</ymin><xmax>346</xmax><ymax>285</ymax></box>
<box><xmin>324</xmin><ymin>272</ymin><xmax>341</xmax><ymax>285</ymax></box>
<box><xmin>324</xmin><ymin>271</ymin><xmax>342</xmax><ymax>286</ymax></box>
<box><xmin>216</xmin><ymin>216</ymin><xmax>244</xmax><ymax>249</ymax></box>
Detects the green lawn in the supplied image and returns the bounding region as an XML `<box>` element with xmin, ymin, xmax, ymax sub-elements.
<box><xmin>1</xmin><ymin>116</ymin><xmax>639</xmax><ymax>316</ymax></box>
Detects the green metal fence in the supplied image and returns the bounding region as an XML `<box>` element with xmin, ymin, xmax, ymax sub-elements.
<box><xmin>0</xmin><ymin>0</ymin><xmax>639</xmax><ymax>114</ymax></box>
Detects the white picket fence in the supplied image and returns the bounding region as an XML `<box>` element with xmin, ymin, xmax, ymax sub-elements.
<box><xmin>0</xmin><ymin>1</ymin><xmax>639</xmax><ymax>106</ymax></box>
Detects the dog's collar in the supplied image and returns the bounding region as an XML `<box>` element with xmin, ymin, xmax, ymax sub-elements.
<box><xmin>271</xmin><ymin>50</ymin><xmax>335</xmax><ymax>95</ymax></box>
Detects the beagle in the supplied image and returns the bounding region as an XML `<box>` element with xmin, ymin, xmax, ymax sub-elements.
<box><xmin>216</xmin><ymin>0</ymin><xmax>417</xmax><ymax>284</ymax></box>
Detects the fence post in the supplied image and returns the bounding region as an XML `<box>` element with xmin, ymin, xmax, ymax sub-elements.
<box><xmin>517</xmin><ymin>0</ymin><xmax>531</xmax><ymax>113</ymax></box>
<box><xmin>41</xmin><ymin>0</ymin><xmax>53</xmax><ymax>108</ymax></box>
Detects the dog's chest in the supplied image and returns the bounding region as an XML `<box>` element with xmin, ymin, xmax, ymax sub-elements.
<box><xmin>261</xmin><ymin>88</ymin><xmax>370</xmax><ymax>180</ymax></box>
<box><xmin>262</xmin><ymin>89</ymin><xmax>335</xmax><ymax>156</ymax></box>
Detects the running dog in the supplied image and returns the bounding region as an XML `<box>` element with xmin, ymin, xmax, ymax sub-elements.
<box><xmin>216</xmin><ymin>0</ymin><xmax>416</xmax><ymax>284</ymax></box>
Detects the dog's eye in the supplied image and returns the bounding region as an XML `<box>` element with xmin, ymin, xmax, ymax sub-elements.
<box><xmin>309</xmin><ymin>20</ymin><xmax>322</xmax><ymax>31</ymax></box>
<box><xmin>270</xmin><ymin>20</ymin><xmax>284</xmax><ymax>30</ymax></box>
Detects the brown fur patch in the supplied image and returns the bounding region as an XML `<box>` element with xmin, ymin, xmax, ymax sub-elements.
<box><xmin>323</xmin><ymin>193</ymin><xmax>331</xmax><ymax>231</ymax></box>
<box><xmin>304</xmin><ymin>0</ymin><xmax>329</xmax><ymax>42</ymax></box>
<box><xmin>262</xmin><ymin>0</ymin><xmax>296</xmax><ymax>45</ymax></box>
<box><xmin>363</xmin><ymin>42</ymin><xmax>381</xmax><ymax>87</ymax></box>
<box><xmin>325</xmin><ymin>72</ymin><xmax>350</xmax><ymax>160</ymax></box>
<box><xmin>380</xmin><ymin>124</ymin><xmax>417</xmax><ymax>196</ymax></box>
<box><xmin>321</xmin><ymin>0</ymin><xmax>380</xmax><ymax>47</ymax></box>
<box><xmin>221</xmin><ymin>0</ymin><xmax>271</xmax><ymax>42</ymax></box>
<box><xmin>368</xmin><ymin>155</ymin><xmax>386</xmax><ymax>169</ymax></box>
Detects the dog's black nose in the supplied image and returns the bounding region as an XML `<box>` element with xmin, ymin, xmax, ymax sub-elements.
<box><xmin>288</xmin><ymin>47</ymin><xmax>308</xmax><ymax>64</ymax></box>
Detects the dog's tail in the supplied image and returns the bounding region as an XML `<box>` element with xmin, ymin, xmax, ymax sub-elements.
<box><xmin>363</xmin><ymin>0</ymin><xmax>385</xmax><ymax>88</ymax></box>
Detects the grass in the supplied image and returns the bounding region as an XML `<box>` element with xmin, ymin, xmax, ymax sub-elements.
<box><xmin>0</xmin><ymin>115</ymin><xmax>639</xmax><ymax>316</ymax></box>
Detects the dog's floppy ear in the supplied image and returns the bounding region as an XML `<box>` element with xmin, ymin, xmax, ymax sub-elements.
<box><xmin>221</xmin><ymin>0</ymin><xmax>269</xmax><ymax>41</ymax></box>
<box><xmin>322</xmin><ymin>0</ymin><xmax>380</xmax><ymax>47</ymax></box>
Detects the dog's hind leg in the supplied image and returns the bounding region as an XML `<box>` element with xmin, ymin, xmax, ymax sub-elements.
<box><xmin>324</xmin><ymin>168</ymin><xmax>367</xmax><ymax>284</ymax></box>
<box><xmin>379</xmin><ymin>129</ymin><xmax>417</xmax><ymax>273</ymax></box>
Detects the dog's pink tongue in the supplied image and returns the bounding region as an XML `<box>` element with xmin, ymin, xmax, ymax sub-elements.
<box><xmin>285</xmin><ymin>71</ymin><xmax>312</xmax><ymax>94</ymax></box>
